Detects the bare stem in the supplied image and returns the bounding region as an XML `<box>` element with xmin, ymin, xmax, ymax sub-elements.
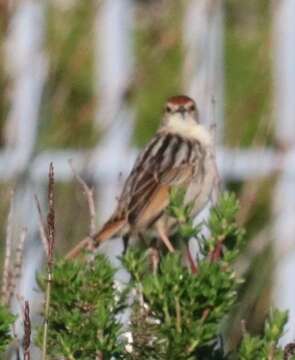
<box><xmin>42</xmin><ymin>265</ymin><xmax>52</xmax><ymax>360</ymax></box>
<box><xmin>68</xmin><ymin>159</ymin><xmax>97</xmax><ymax>236</ymax></box>
<box><xmin>8</xmin><ymin>227</ymin><xmax>27</xmax><ymax>303</ymax></box>
<box><xmin>23</xmin><ymin>301</ymin><xmax>31</xmax><ymax>360</ymax></box>
<box><xmin>64</xmin><ymin>159</ymin><xmax>98</xmax><ymax>259</ymax></box>
<box><xmin>1</xmin><ymin>189</ymin><xmax>14</xmax><ymax>305</ymax></box>
<box><xmin>34</xmin><ymin>194</ymin><xmax>49</xmax><ymax>256</ymax></box>
<box><xmin>42</xmin><ymin>162</ymin><xmax>55</xmax><ymax>360</ymax></box>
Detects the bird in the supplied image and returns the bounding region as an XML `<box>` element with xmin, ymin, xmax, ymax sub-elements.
<box><xmin>92</xmin><ymin>95</ymin><xmax>218</xmax><ymax>253</ymax></box>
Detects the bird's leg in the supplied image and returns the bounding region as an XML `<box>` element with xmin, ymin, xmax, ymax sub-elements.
<box><xmin>185</xmin><ymin>244</ymin><xmax>198</xmax><ymax>274</ymax></box>
<box><xmin>155</xmin><ymin>221</ymin><xmax>175</xmax><ymax>253</ymax></box>
<box><xmin>122</xmin><ymin>234</ymin><xmax>129</xmax><ymax>255</ymax></box>
<box><xmin>148</xmin><ymin>245</ymin><xmax>160</xmax><ymax>274</ymax></box>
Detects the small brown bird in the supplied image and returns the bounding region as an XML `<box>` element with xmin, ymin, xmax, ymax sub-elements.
<box><xmin>92</xmin><ymin>95</ymin><xmax>218</xmax><ymax>252</ymax></box>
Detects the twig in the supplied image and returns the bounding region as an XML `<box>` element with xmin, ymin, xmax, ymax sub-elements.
<box><xmin>34</xmin><ymin>194</ymin><xmax>49</xmax><ymax>256</ymax></box>
<box><xmin>209</xmin><ymin>235</ymin><xmax>226</xmax><ymax>262</ymax></box>
<box><xmin>8</xmin><ymin>227</ymin><xmax>27</xmax><ymax>303</ymax></box>
<box><xmin>47</xmin><ymin>162</ymin><xmax>55</xmax><ymax>265</ymax></box>
<box><xmin>64</xmin><ymin>159</ymin><xmax>98</xmax><ymax>259</ymax></box>
<box><xmin>68</xmin><ymin>159</ymin><xmax>97</xmax><ymax>236</ymax></box>
<box><xmin>1</xmin><ymin>189</ymin><xmax>14</xmax><ymax>305</ymax></box>
<box><xmin>209</xmin><ymin>241</ymin><xmax>223</xmax><ymax>262</ymax></box>
<box><xmin>42</xmin><ymin>162</ymin><xmax>56</xmax><ymax>360</ymax></box>
<box><xmin>175</xmin><ymin>297</ymin><xmax>181</xmax><ymax>333</ymax></box>
<box><xmin>23</xmin><ymin>301</ymin><xmax>31</xmax><ymax>360</ymax></box>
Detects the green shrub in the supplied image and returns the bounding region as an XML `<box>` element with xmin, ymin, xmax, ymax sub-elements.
<box><xmin>37</xmin><ymin>255</ymin><xmax>128</xmax><ymax>359</ymax></box>
<box><xmin>34</xmin><ymin>192</ymin><xmax>290</xmax><ymax>359</ymax></box>
<box><xmin>0</xmin><ymin>303</ymin><xmax>15</xmax><ymax>354</ymax></box>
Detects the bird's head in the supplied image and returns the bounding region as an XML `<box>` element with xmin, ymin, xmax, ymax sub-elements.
<box><xmin>162</xmin><ymin>95</ymin><xmax>199</xmax><ymax>128</ymax></box>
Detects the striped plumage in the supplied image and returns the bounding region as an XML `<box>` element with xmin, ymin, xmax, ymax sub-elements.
<box><xmin>93</xmin><ymin>95</ymin><xmax>218</xmax><ymax>251</ymax></box>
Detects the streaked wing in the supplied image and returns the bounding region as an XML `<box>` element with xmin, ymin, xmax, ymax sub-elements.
<box><xmin>122</xmin><ymin>131</ymin><xmax>203</xmax><ymax>228</ymax></box>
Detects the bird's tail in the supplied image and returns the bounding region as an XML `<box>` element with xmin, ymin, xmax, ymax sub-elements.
<box><xmin>65</xmin><ymin>217</ymin><xmax>126</xmax><ymax>260</ymax></box>
<box><xmin>93</xmin><ymin>218</ymin><xmax>126</xmax><ymax>246</ymax></box>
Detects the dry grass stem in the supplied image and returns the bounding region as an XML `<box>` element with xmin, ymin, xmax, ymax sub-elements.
<box><xmin>8</xmin><ymin>227</ymin><xmax>27</xmax><ymax>303</ymax></box>
<box><xmin>34</xmin><ymin>194</ymin><xmax>49</xmax><ymax>256</ymax></box>
<box><xmin>42</xmin><ymin>162</ymin><xmax>56</xmax><ymax>360</ymax></box>
<box><xmin>64</xmin><ymin>159</ymin><xmax>98</xmax><ymax>259</ymax></box>
<box><xmin>68</xmin><ymin>159</ymin><xmax>97</xmax><ymax>235</ymax></box>
<box><xmin>1</xmin><ymin>189</ymin><xmax>14</xmax><ymax>305</ymax></box>
<box><xmin>23</xmin><ymin>300</ymin><xmax>31</xmax><ymax>360</ymax></box>
<box><xmin>47</xmin><ymin>162</ymin><xmax>55</xmax><ymax>265</ymax></box>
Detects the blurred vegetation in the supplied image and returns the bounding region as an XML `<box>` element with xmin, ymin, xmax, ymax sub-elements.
<box><xmin>53</xmin><ymin>181</ymin><xmax>95</xmax><ymax>255</ymax></box>
<box><xmin>238</xmin><ymin>309</ymin><xmax>288</xmax><ymax>360</ymax></box>
<box><xmin>132</xmin><ymin>0</ymin><xmax>184</xmax><ymax>146</ymax></box>
<box><xmin>0</xmin><ymin>183</ymin><xmax>17</xmax><ymax>273</ymax></box>
<box><xmin>38</xmin><ymin>1</ymin><xmax>97</xmax><ymax>149</ymax></box>
<box><xmin>225</xmin><ymin>0</ymin><xmax>272</xmax><ymax>148</ymax></box>
<box><xmin>0</xmin><ymin>0</ymin><xmax>275</xmax><ymax>149</ymax></box>
<box><xmin>0</xmin><ymin>304</ymin><xmax>15</xmax><ymax>354</ymax></box>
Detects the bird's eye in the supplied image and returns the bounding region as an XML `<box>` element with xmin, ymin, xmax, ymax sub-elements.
<box><xmin>189</xmin><ymin>104</ymin><xmax>195</xmax><ymax>111</ymax></box>
<box><xmin>166</xmin><ymin>105</ymin><xmax>172</xmax><ymax>113</ymax></box>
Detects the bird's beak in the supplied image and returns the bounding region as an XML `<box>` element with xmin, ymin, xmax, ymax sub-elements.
<box><xmin>178</xmin><ymin>106</ymin><xmax>186</xmax><ymax>118</ymax></box>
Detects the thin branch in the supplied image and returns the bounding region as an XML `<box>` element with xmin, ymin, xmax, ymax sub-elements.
<box><xmin>64</xmin><ymin>159</ymin><xmax>98</xmax><ymax>260</ymax></box>
<box><xmin>42</xmin><ymin>162</ymin><xmax>55</xmax><ymax>360</ymax></box>
<box><xmin>47</xmin><ymin>162</ymin><xmax>55</xmax><ymax>265</ymax></box>
<box><xmin>23</xmin><ymin>301</ymin><xmax>31</xmax><ymax>360</ymax></box>
<box><xmin>34</xmin><ymin>194</ymin><xmax>49</xmax><ymax>256</ymax></box>
<box><xmin>1</xmin><ymin>189</ymin><xmax>14</xmax><ymax>305</ymax></box>
<box><xmin>209</xmin><ymin>236</ymin><xmax>225</xmax><ymax>262</ymax></box>
<box><xmin>8</xmin><ymin>227</ymin><xmax>27</xmax><ymax>303</ymax></box>
<box><xmin>68</xmin><ymin>159</ymin><xmax>97</xmax><ymax>236</ymax></box>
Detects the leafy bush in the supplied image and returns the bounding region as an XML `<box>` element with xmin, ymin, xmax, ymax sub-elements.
<box><xmin>122</xmin><ymin>192</ymin><xmax>245</xmax><ymax>359</ymax></box>
<box><xmin>238</xmin><ymin>309</ymin><xmax>288</xmax><ymax>360</ymax></box>
<box><xmin>37</xmin><ymin>255</ymin><xmax>128</xmax><ymax>359</ymax></box>
<box><xmin>0</xmin><ymin>303</ymin><xmax>15</xmax><ymax>354</ymax></box>
<box><xmin>3</xmin><ymin>191</ymin><xmax>290</xmax><ymax>359</ymax></box>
